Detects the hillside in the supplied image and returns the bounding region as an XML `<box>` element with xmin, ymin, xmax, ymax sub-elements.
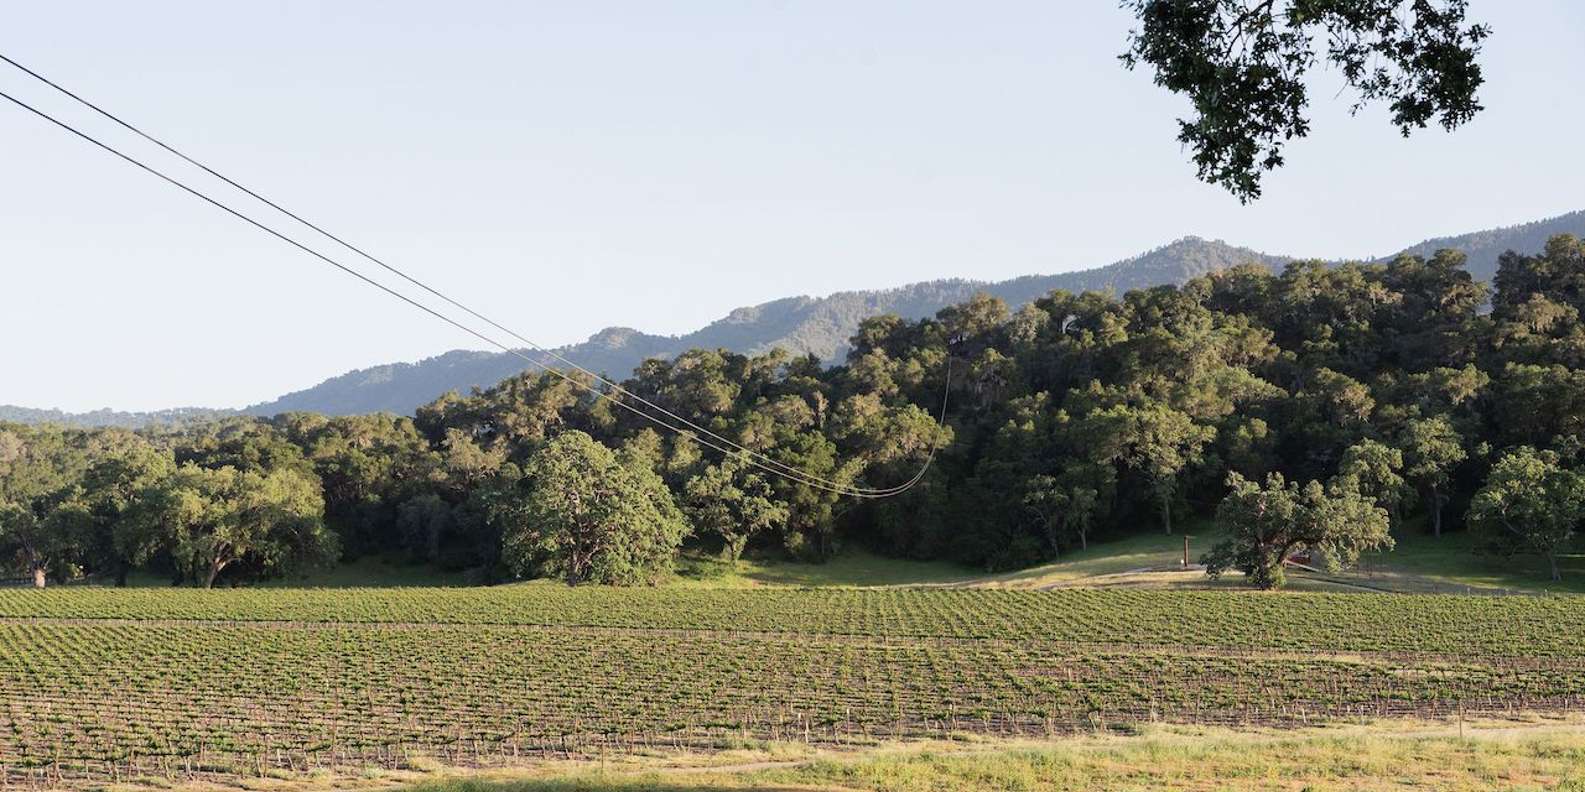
<box><xmin>7</xmin><ymin>210</ymin><xmax>1582</xmax><ymax>423</ymax></box>
<box><xmin>0</xmin><ymin>404</ymin><xmax>236</xmax><ymax>429</ymax></box>
<box><xmin>244</xmin><ymin>236</ymin><xmax>1291</xmax><ymax>415</ymax></box>
<box><xmin>1392</xmin><ymin>211</ymin><xmax>1585</xmax><ymax>279</ymax></box>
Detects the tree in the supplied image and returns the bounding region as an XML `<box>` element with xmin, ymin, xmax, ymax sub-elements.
<box><xmin>137</xmin><ymin>464</ymin><xmax>336</xmax><ymax>588</ymax></box>
<box><xmin>0</xmin><ymin>425</ymin><xmax>91</xmax><ymax>587</ymax></box>
<box><xmin>1334</xmin><ymin>439</ymin><xmax>1407</xmax><ymax>526</ymax></box>
<box><xmin>1089</xmin><ymin>400</ymin><xmax>1215</xmax><ymax>534</ymax></box>
<box><xmin>1203</xmin><ymin>471</ymin><xmax>1392</xmax><ymax>589</ymax></box>
<box><xmin>767</xmin><ymin>431</ymin><xmax>861</xmax><ymax>561</ymax></box>
<box><xmin>1399</xmin><ymin>415</ymin><xmax>1466</xmax><ymax>537</ymax></box>
<box><xmin>280</xmin><ymin>413</ymin><xmax>435</xmax><ymax>560</ymax></box>
<box><xmin>683</xmin><ymin>461</ymin><xmax>788</xmax><ymax>562</ymax></box>
<box><xmin>1121</xmin><ymin>0</ymin><xmax>1489</xmax><ymax>202</ymax></box>
<box><xmin>395</xmin><ymin>492</ymin><xmax>451</xmax><ymax>563</ymax></box>
<box><xmin>0</xmin><ymin>500</ymin><xmax>81</xmax><ymax>588</ymax></box>
<box><xmin>495</xmin><ymin>431</ymin><xmax>689</xmax><ymax>586</ymax></box>
<box><xmin>77</xmin><ymin>434</ymin><xmax>175</xmax><ymax>585</ymax></box>
<box><xmin>1467</xmin><ymin>447</ymin><xmax>1585</xmax><ymax>582</ymax></box>
<box><xmin>1021</xmin><ymin>469</ymin><xmax>1103</xmax><ymax>554</ymax></box>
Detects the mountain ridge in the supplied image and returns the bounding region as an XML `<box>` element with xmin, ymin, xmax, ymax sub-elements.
<box><xmin>8</xmin><ymin>210</ymin><xmax>1582</xmax><ymax>425</ymax></box>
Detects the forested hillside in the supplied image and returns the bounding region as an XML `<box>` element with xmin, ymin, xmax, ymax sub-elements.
<box><xmin>242</xmin><ymin>211</ymin><xmax>1585</xmax><ymax>416</ymax></box>
<box><xmin>8</xmin><ymin>212</ymin><xmax>1581</xmax><ymax>423</ymax></box>
<box><xmin>0</xmin><ymin>405</ymin><xmax>236</xmax><ymax>429</ymax></box>
<box><xmin>6</xmin><ymin>236</ymin><xmax>1585</xmax><ymax>588</ymax></box>
<box><xmin>246</xmin><ymin>236</ymin><xmax>1289</xmax><ymax>416</ymax></box>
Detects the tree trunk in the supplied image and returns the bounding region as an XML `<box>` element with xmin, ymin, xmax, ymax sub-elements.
<box><xmin>1078</xmin><ymin>529</ymin><xmax>1088</xmax><ymax>551</ymax></box>
<box><xmin>204</xmin><ymin>557</ymin><xmax>227</xmax><ymax>589</ymax></box>
<box><xmin>1550</xmin><ymin>552</ymin><xmax>1561</xmax><ymax>583</ymax></box>
<box><xmin>426</xmin><ymin>521</ymin><xmax>442</xmax><ymax>562</ymax></box>
<box><xmin>1160</xmin><ymin>495</ymin><xmax>1173</xmax><ymax>535</ymax></box>
<box><xmin>1430</xmin><ymin>487</ymin><xmax>1443</xmax><ymax>538</ymax></box>
<box><xmin>565</xmin><ymin>547</ymin><xmax>589</xmax><ymax>586</ymax></box>
<box><xmin>31</xmin><ymin>566</ymin><xmax>46</xmax><ymax>589</ymax></box>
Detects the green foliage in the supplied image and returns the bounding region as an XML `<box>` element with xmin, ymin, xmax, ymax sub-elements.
<box><xmin>9</xmin><ymin>233</ymin><xmax>1585</xmax><ymax>586</ymax></box>
<box><xmin>1467</xmin><ymin>446</ymin><xmax>1585</xmax><ymax>582</ymax></box>
<box><xmin>493</xmin><ymin>431</ymin><xmax>689</xmax><ymax>586</ymax></box>
<box><xmin>0</xmin><ymin>424</ymin><xmax>92</xmax><ymax>586</ymax></box>
<box><xmin>1399</xmin><ymin>415</ymin><xmax>1467</xmax><ymax>537</ymax></box>
<box><xmin>1121</xmin><ymin>0</ymin><xmax>1489</xmax><ymax>201</ymax></box>
<box><xmin>1334</xmin><ymin>439</ymin><xmax>1407</xmax><ymax>523</ymax></box>
<box><xmin>1203</xmin><ymin>471</ymin><xmax>1392</xmax><ymax>589</ymax></box>
<box><xmin>1088</xmin><ymin>400</ymin><xmax>1215</xmax><ymax>535</ymax></box>
<box><xmin>682</xmin><ymin>461</ymin><xmax>788</xmax><ymax>562</ymax></box>
<box><xmin>137</xmin><ymin>463</ymin><xmax>337</xmax><ymax>588</ymax></box>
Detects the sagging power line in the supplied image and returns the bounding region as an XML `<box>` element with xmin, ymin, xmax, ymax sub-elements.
<box><xmin>0</xmin><ymin>57</ymin><xmax>951</xmax><ymax>498</ymax></box>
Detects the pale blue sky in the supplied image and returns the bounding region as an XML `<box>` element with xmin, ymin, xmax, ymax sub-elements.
<box><xmin>3</xmin><ymin>2</ymin><xmax>1582</xmax><ymax>412</ymax></box>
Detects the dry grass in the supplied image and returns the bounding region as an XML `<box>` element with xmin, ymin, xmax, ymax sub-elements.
<box><xmin>116</xmin><ymin>715</ymin><xmax>1585</xmax><ymax>792</ymax></box>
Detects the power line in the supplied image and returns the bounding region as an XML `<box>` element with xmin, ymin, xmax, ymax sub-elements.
<box><xmin>0</xmin><ymin>51</ymin><xmax>945</xmax><ymax>495</ymax></box>
<box><xmin>0</xmin><ymin>73</ymin><xmax>949</xmax><ymax>498</ymax></box>
<box><xmin>0</xmin><ymin>85</ymin><xmax>890</xmax><ymax>497</ymax></box>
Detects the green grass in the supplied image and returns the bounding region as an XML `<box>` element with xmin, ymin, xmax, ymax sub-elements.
<box><xmin>673</xmin><ymin>546</ymin><xmax>985</xmax><ymax>588</ymax></box>
<box><xmin>1349</xmin><ymin>528</ymin><xmax>1585</xmax><ymax>595</ymax></box>
<box><xmin>670</xmin><ymin>526</ymin><xmax>1212</xmax><ymax>591</ymax></box>
<box><xmin>96</xmin><ymin>517</ymin><xmax>1585</xmax><ymax>596</ymax></box>
<box><xmin>116</xmin><ymin>555</ymin><xmax>472</xmax><ymax>589</ymax></box>
<box><xmin>966</xmin><ymin>530</ymin><xmax>1204</xmax><ymax>588</ymax></box>
<box><xmin>256</xmin><ymin>555</ymin><xmax>473</xmax><ymax>588</ymax></box>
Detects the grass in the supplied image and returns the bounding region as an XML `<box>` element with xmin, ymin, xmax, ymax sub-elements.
<box><xmin>965</xmin><ymin>530</ymin><xmax>1203</xmax><ymax>588</ymax></box>
<box><xmin>672</xmin><ymin>519</ymin><xmax>1585</xmax><ymax>596</ymax></box>
<box><xmin>117</xmin><ymin>555</ymin><xmax>472</xmax><ymax>589</ymax></box>
<box><xmin>102</xmin><ymin>517</ymin><xmax>1584</xmax><ymax>596</ymax></box>
<box><xmin>256</xmin><ymin>556</ymin><xmax>473</xmax><ymax>588</ymax></box>
<box><xmin>1348</xmin><ymin>528</ymin><xmax>1585</xmax><ymax>595</ymax></box>
<box><xmin>672</xmin><ymin>546</ymin><xmax>986</xmax><ymax>588</ymax></box>
<box><xmin>390</xmin><ymin>719</ymin><xmax>1585</xmax><ymax>792</ymax></box>
<box><xmin>670</xmin><ymin>527</ymin><xmax>1217</xmax><ymax>590</ymax></box>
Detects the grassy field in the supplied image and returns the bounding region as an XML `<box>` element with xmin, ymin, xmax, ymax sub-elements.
<box><xmin>392</xmin><ymin>720</ymin><xmax>1585</xmax><ymax>792</ymax></box>
<box><xmin>1350</xmin><ymin>530</ymin><xmax>1585</xmax><ymax>595</ymax></box>
<box><xmin>673</xmin><ymin>547</ymin><xmax>987</xmax><ymax>588</ymax></box>
<box><xmin>98</xmin><ymin>519</ymin><xmax>1581</xmax><ymax>595</ymax></box>
<box><xmin>2</xmin><ymin>585</ymin><xmax>1584</xmax><ymax>788</ymax></box>
<box><xmin>670</xmin><ymin>524</ymin><xmax>1585</xmax><ymax>595</ymax></box>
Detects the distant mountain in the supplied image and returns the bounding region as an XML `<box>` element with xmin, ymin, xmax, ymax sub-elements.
<box><xmin>243</xmin><ymin>236</ymin><xmax>1290</xmax><ymax>416</ymax></box>
<box><xmin>0</xmin><ymin>405</ymin><xmax>236</xmax><ymax>429</ymax></box>
<box><xmin>9</xmin><ymin>210</ymin><xmax>1583</xmax><ymax>425</ymax></box>
<box><xmin>1387</xmin><ymin>212</ymin><xmax>1585</xmax><ymax>281</ymax></box>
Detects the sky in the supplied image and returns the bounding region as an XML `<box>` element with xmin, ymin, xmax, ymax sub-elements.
<box><xmin>2</xmin><ymin>2</ymin><xmax>1583</xmax><ymax>413</ymax></box>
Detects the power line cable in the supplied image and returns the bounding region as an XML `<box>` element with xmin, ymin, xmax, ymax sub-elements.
<box><xmin>0</xmin><ymin>51</ymin><xmax>946</xmax><ymax>495</ymax></box>
<box><xmin>0</xmin><ymin>85</ymin><xmax>885</xmax><ymax>497</ymax></box>
<box><xmin>0</xmin><ymin>80</ymin><xmax>948</xmax><ymax>497</ymax></box>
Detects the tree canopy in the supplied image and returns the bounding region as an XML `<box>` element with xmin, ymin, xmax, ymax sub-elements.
<box><xmin>1203</xmin><ymin>471</ymin><xmax>1392</xmax><ymax>589</ymax></box>
<box><xmin>492</xmin><ymin>431</ymin><xmax>689</xmax><ymax>586</ymax></box>
<box><xmin>5</xmin><ymin>236</ymin><xmax>1585</xmax><ymax>587</ymax></box>
<box><xmin>1121</xmin><ymin>0</ymin><xmax>1490</xmax><ymax>202</ymax></box>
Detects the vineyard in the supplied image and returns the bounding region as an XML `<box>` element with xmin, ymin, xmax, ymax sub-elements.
<box><xmin>2</xmin><ymin>587</ymin><xmax>1584</xmax><ymax>788</ymax></box>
